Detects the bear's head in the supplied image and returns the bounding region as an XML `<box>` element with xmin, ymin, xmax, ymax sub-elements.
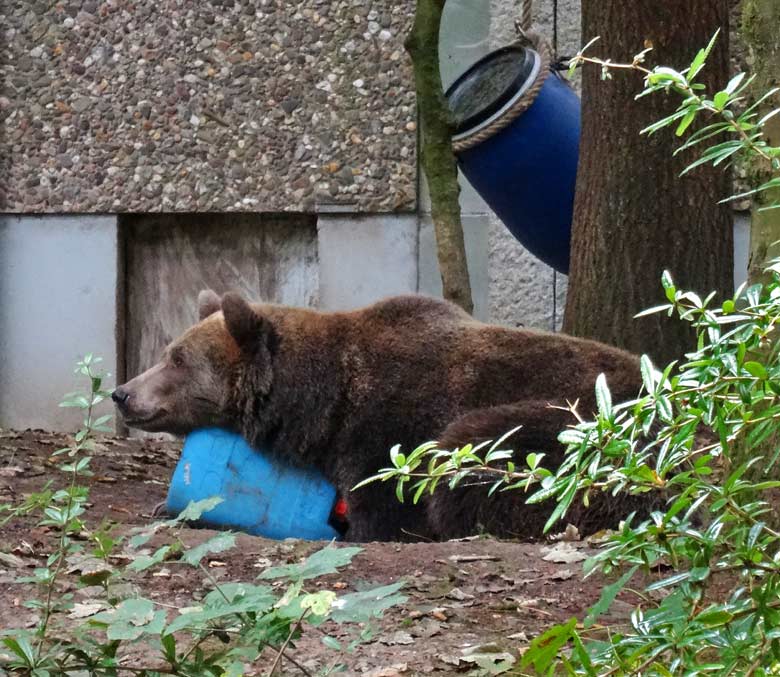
<box><xmin>112</xmin><ymin>289</ymin><xmax>276</xmax><ymax>435</ymax></box>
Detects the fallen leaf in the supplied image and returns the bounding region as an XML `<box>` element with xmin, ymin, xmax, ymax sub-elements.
<box><xmin>0</xmin><ymin>552</ymin><xmax>26</xmax><ymax>568</ymax></box>
<box><xmin>550</xmin><ymin>568</ymin><xmax>574</xmax><ymax>581</ymax></box>
<box><xmin>69</xmin><ymin>601</ymin><xmax>104</xmax><ymax>619</ymax></box>
<box><xmin>364</xmin><ymin>664</ymin><xmax>408</xmax><ymax>677</ymax></box>
<box><xmin>381</xmin><ymin>631</ymin><xmax>414</xmax><ymax>646</ymax></box>
<box><xmin>448</xmin><ymin>554</ymin><xmax>500</xmax><ymax>563</ymax></box>
<box><xmin>541</xmin><ymin>542</ymin><xmax>588</xmax><ymax>564</ymax></box>
<box><xmin>586</xmin><ymin>529</ymin><xmax>618</xmax><ymax>545</ymax></box>
<box><xmin>551</xmin><ymin>523</ymin><xmax>581</xmax><ymax>542</ymax></box>
<box><xmin>476</xmin><ymin>574</ymin><xmax>513</xmax><ymax>593</ymax></box>
<box><xmin>410</xmin><ymin>620</ymin><xmax>443</xmax><ymax>638</ymax></box>
<box><xmin>431</xmin><ymin>608</ymin><xmax>448</xmax><ymax>621</ymax></box>
<box><xmin>446</xmin><ymin>587</ymin><xmax>475</xmax><ymax>601</ymax></box>
<box><xmin>437</xmin><ymin>653</ymin><xmax>460</xmax><ymax>666</ymax></box>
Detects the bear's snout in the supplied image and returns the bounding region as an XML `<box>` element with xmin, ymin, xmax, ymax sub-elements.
<box><xmin>111</xmin><ymin>387</ymin><xmax>130</xmax><ymax>409</ymax></box>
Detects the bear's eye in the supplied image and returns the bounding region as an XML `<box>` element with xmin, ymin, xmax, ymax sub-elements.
<box><xmin>171</xmin><ymin>350</ymin><xmax>185</xmax><ymax>368</ymax></box>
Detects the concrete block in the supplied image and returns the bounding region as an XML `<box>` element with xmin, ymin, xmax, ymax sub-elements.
<box><xmin>317</xmin><ymin>214</ymin><xmax>418</xmax><ymax>310</ymax></box>
<box><xmin>418</xmin><ymin>214</ymin><xmax>490</xmax><ymax>321</ymax></box>
<box><xmin>439</xmin><ymin>1</ymin><xmax>491</xmax><ymax>90</ymax></box>
<box><xmin>0</xmin><ymin>215</ymin><xmax>118</xmax><ymax>431</ymax></box>
<box><xmin>488</xmin><ymin>215</ymin><xmax>559</xmax><ymax>330</ymax></box>
<box><xmin>554</xmin><ymin>272</ymin><xmax>568</xmax><ymax>332</ymax></box>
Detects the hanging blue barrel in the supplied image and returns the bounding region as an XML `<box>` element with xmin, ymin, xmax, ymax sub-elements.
<box><xmin>446</xmin><ymin>45</ymin><xmax>580</xmax><ymax>274</ymax></box>
<box><xmin>166</xmin><ymin>428</ymin><xmax>345</xmax><ymax>541</ymax></box>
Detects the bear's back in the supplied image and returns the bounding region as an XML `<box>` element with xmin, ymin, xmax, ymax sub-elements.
<box><xmin>357</xmin><ymin>294</ymin><xmax>474</xmax><ymax>329</ymax></box>
<box><xmin>344</xmin><ymin>294</ymin><xmax>641</xmax><ymax>417</ymax></box>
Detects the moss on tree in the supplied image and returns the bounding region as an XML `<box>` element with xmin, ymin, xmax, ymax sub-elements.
<box><xmin>406</xmin><ymin>0</ymin><xmax>473</xmax><ymax>314</ymax></box>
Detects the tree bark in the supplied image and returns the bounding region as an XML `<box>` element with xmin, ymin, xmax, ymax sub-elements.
<box><xmin>742</xmin><ymin>0</ymin><xmax>780</xmax><ymax>285</ymax></box>
<box><xmin>406</xmin><ymin>0</ymin><xmax>473</xmax><ymax>314</ymax></box>
<box><xmin>563</xmin><ymin>1</ymin><xmax>733</xmax><ymax>366</ymax></box>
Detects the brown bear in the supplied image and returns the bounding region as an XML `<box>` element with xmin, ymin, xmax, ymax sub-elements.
<box><xmin>113</xmin><ymin>290</ymin><xmax>643</xmax><ymax>542</ymax></box>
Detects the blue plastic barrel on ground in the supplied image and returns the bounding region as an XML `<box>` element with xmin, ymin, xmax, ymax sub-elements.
<box><xmin>446</xmin><ymin>46</ymin><xmax>580</xmax><ymax>274</ymax></box>
<box><xmin>165</xmin><ymin>428</ymin><xmax>342</xmax><ymax>541</ymax></box>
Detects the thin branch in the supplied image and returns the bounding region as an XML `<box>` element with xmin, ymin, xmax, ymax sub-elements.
<box><xmin>266</xmin><ymin>609</ymin><xmax>309</xmax><ymax>677</ymax></box>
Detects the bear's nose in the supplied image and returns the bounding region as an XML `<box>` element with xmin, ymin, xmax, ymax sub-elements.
<box><xmin>112</xmin><ymin>387</ymin><xmax>130</xmax><ymax>407</ymax></box>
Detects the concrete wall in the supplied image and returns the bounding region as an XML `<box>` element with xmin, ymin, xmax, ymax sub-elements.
<box><xmin>0</xmin><ymin>1</ymin><xmax>754</xmax><ymax>434</ymax></box>
<box><xmin>1</xmin><ymin>0</ymin><xmax>417</xmax><ymax>213</ymax></box>
<box><xmin>0</xmin><ymin>215</ymin><xmax>118</xmax><ymax>430</ymax></box>
<box><xmin>318</xmin><ymin>213</ymin><xmax>418</xmax><ymax>310</ymax></box>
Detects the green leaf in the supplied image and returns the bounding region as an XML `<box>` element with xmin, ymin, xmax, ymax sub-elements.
<box><xmin>557</xmin><ymin>429</ymin><xmax>584</xmax><ymax>446</ymax></box>
<box><xmin>656</xmin><ymin>395</ymin><xmax>674</xmax><ymax>423</ymax></box>
<box><xmin>661</xmin><ymin>271</ymin><xmax>676</xmax><ymax>301</ymax></box>
<box><xmin>329</xmin><ymin>581</ymin><xmax>406</xmax><ymax>624</ymax></box>
<box><xmin>640</xmin><ymin>355</ymin><xmax>657</xmax><ymax>393</ymax></box>
<box><xmin>713</xmin><ymin>90</ymin><xmax>730</xmax><ymax>111</ymax></box>
<box><xmin>389</xmin><ymin>444</ymin><xmax>405</xmax><ymax>468</ymax></box>
<box><xmin>165</xmin><ymin>584</ymin><xmax>275</xmax><ymax>635</ymax></box>
<box><xmin>521</xmin><ymin>617</ymin><xmax>578</xmax><ymax>672</ymax></box>
<box><xmin>689</xmin><ymin>30</ymin><xmax>719</xmax><ymax>78</ymax></box>
<box><xmin>646</xmin><ymin>571</ymin><xmax>692</xmax><ymax>591</ymax></box>
<box><xmin>180</xmin><ymin>532</ymin><xmax>236</xmax><ymax>566</ymax></box>
<box><xmin>724</xmin><ymin>72</ymin><xmax>746</xmax><ymax>95</ymax></box>
<box><xmin>2</xmin><ymin>636</ymin><xmax>36</xmax><ymax>666</ymax></box>
<box><xmin>695</xmin><ymin>608</ymin><xmax>733</xmax><ymax>627</ymax></box>
<box><xmin>635</xmin><ymin>304</ymin><xmax>673</xmax><ymax>318</ymax></box>
<box><xmin>172</xmin><ymin>497</ymin><xmax>224</xmax><ymax>523</ymax></box>
<box><xmin>126</xmin><ymin>545</ymin><xmax>174</xmax><ymax>572</ymax></box>
<box><xmin>675</xmin><ymin>108</ymin><xmax>696</xmax><ymax>136</ymax></box>
<box><xmin>595</xmin><ymin>373</ymin><xmax>612</xmax><ymax>419</ymax></box>
<box><xmin>584</xmin><ymin>565</ymin><xmax>639</xmax><ymax>628</ymax></box>
<box><xmin>301</xmin><ymin>590</ymin><xmax>336</xmax><ymax>616</ymax></box>
<box><xmin>744</xmin><ymin>361</ymin><xmax>767</xmax><ymax>379</ymax></box>
<box><xmin>258</xmin><ymin>545</ymin><xmax>362</xmax><ymax>582</ymax></box>
<box><xmin>322</xmin><ymin>635</ymin><xmax>342</xmax><ymax>651</ymax></box>
<box><xmin>90</xmin><ymin>598</ymin><xmax>167</xmax><ymax>641</ymax></box>
<box><xmin>160</xmin><ymin>633</ymin><xmax>176</xmax><ymax>662</ymax></box>
<box><xmin>688</xmin><ymin>48</ymin><xmax>707</xmax><ymax>79</ymax></box>
<box><xmin>647</xmin><ymin>67</ymin><xmax>687</xmax><ymax>89</ymax></box>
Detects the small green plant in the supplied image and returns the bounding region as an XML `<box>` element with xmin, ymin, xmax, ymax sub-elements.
<box><xmin>367</xmin><ymin>268</ymin><xmax>780</xmax><ymax>674</ymax></box>
<box><xmin>0</xmin><ymin>356</ymin><xmax>405</xmax><ymax>676</ymax></box>
<box><xmin>362</xmin><ymin>37</ymin><xmax>780</xmax><ymax>674</ymax></box>
<box><xmin>569</xmin><ymin>30</ymin><xmax>780</xmax><ymax>208</ymax></box>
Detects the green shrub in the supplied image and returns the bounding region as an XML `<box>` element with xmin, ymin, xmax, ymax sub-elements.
<box><xmin>362</xmin><ymin>35</ymin><xmax>780</xmax><ymax>674</ymax></box>
<box><xmin>0</xmin><ymin>356</ymin><xmax>404</xmax><ymax>676</ymax></box>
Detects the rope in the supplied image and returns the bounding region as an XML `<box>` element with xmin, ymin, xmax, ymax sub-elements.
<box><xmin>452</xmin><ymin>33</ymin><xmax>551</xmax><ymax>153</ymax></box>
<box><xmin>520</xmin><ymin>0</ymin><xmax>533</xmax><ymax>32</ymax></box>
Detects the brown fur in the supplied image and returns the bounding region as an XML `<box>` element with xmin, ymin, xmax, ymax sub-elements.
<box><xmin>114</xmin><ymin>292</ymin><xmax>645</xmax><ymax>542</ymax></box>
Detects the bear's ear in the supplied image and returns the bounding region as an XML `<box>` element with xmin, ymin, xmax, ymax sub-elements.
<box><xmin>221</xmin><ymin>291</ymin><xmax>275</xmax><ymax>355</ymax></box>
<box><xmin>197</xmin><ymin>289</ymin><xmax>222</xmax><ymax>321</ymax></box>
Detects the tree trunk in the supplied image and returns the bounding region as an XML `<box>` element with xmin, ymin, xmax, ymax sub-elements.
<box><xmin>742</xmin><ymin>0</ymin><xmax>780</xmax><ymax>286</ymax></box>
<box><xmin>406</xmin><ymin>0</ymin><xmax>473</xmax><ymax>314</ymax></box>
<box><xmin>563</xmin><ymin>1</ymin><xmax>733</xmax><ymax>366</ymax></box>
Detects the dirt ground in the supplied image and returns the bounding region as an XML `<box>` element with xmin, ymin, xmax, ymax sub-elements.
<box><xmin>0</xmin><ymin>429</ymin><xmax>638</xmax><ymax>675</ymax></box>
